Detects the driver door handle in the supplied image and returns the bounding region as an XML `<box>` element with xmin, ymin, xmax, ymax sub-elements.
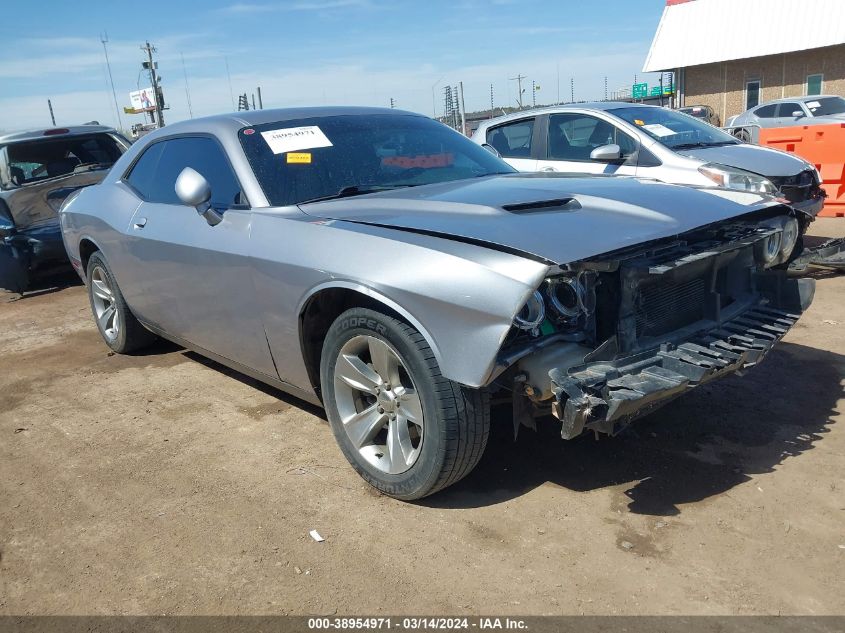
<box><xmin>133</xmin><ymin>217</ymin><xmax>147</xmax><ymax>229</ymax></box>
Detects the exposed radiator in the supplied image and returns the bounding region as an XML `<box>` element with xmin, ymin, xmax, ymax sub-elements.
<box><xmin>635</xmin><ymin>277</ymin><xmax>706</xmax><ymax>338</ymax></box>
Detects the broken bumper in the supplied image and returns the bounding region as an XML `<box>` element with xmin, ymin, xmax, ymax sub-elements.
<box><xmin>789</xmin><ymin>237</ymin><xmax>845</xmax><ymax>272</ymax></box>
<box><xmin>549</xmin><ymin>285</ymin><xmax>813</xmax><ymax>440</ymax></box>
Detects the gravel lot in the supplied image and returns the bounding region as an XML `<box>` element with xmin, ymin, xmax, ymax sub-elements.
<box><xmin>1</xmin><ymin>219</ymin><xmax>843</xmax><ymax>616</ymax></box>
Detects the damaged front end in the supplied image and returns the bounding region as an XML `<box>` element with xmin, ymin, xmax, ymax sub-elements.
<box><xmin>496</xmin><ymin>207</ymin><xmax>814</xmax><ymax>440</ymax></box>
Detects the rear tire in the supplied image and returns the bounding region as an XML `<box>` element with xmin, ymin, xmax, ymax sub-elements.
<box><xmin>320</xmin><ymin>308</ymin><xmax>490</xmax><ymax>500</ymax></box>
<box><xmin>733</xmin><ymin>127</ymin><xmax>752</xmax><ymax>143</ymax></box>
<box><xmin>86</xmin><ymin>251</ymin><xmax>156</xmax><ymax>353</ymax></box>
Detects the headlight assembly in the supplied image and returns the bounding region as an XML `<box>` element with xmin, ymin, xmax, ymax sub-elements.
<box><xmin>756</xmin><ymin>216</ymin><xmax>800</xmax><ymax>266</ymax></box>
<box><xmin>756</xmin><ymin>230</ymin><xmax>782</xmax><ymax>265</ymax></box>
<box><xmin>513</xmin><ymin>290</ymin><xmax>546</xmax><ymax>333</ymax></box>
<box><xmin>699</xmin><ymin>163</ymin><xmax>777</xmax><ymax>195</ymax></box>
<box><xmin>546</xmin><ymin>276</ymin><xmax>584</xmax><ymax>319</ymax></box>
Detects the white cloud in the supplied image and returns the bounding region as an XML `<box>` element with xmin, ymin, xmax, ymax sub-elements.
<box><xmin>217</xmin><ymin>0</ymin><xmax>371</xmax><ymax>14</ymax></box>
<box><xmin>0</xmin><ymin>41</ymin><xmax>666</xmax><ymax>132</ymax></box>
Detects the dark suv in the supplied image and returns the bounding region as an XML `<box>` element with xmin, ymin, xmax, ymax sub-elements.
<box><xmin>0</xmin><ymin>124</ymin><xmax>130</xmax><ymax>292</ymax></box>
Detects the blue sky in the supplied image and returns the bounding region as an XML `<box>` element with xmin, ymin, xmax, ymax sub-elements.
<box><xmin>0</xmin><ymin>0</ymin><xmax>668</xmax><ymax>132</ymax></box>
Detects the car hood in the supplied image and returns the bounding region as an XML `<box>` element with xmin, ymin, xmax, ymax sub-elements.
<box><xmin>676</xmin><ymin>143</ymin><xmax>810</xmax><ymax>178</ymax></box>
<box><xmin>299</xmin><ymin>173</ymin><xmax>779</xmax><ymax>264</ymax></box>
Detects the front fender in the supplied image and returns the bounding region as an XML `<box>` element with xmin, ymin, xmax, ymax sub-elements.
<box><xmin>251</xmin><ymin>214</ymin><xmax>550</xmax><ymax>392</ymax></box>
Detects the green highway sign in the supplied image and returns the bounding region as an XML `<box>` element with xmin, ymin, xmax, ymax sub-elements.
<box><xmin>632</xmin><ymin>82</ymin><xmax>648</xmax><ymax>99</ymax></box>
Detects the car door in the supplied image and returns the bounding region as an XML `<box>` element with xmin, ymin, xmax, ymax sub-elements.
<box><xmin>535</xmin><ymin>112</ymin><xmax>638</xmax><ymax>176</ymax></box>
<box><xmin>773</xmin><ymin>102</ymin><xmax>806</xmax><ymax>127</ymax></box>
<box><xmin>122</xmin><ymin>135</ymin><xmax>277</xmax><ymax>377</ymax></box>
<box><xmin>484</xmin><ymin>116</ymin><xmax>538</xmax><ymax>171</ymax></box>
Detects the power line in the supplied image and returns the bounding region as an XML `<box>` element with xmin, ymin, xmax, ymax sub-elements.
<box><xmin>181</xmin><ymin>52</ymin><xmax>194</xmax><ymax>119</ymax></box>
<box><xmin>101</xmin><ymin>33</ymin><xmax>123</xmax><ymax>130</ymax></box>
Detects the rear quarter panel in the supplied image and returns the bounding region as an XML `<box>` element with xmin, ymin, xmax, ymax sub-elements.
<box><xmin>60</xmin><ymin>181</ymin><xmax>142</xmax><ymax>290</ymax></box>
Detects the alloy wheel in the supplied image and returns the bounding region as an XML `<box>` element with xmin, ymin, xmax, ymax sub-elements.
<box><xmin>90</xmin><ymin>266</ymin><xmax>120</xmax><ymax>342</ymax></box>
<box><xmin>332</xmin><ymin>335</ymin><xmax>424</xmax><ymax>474</ymax></box>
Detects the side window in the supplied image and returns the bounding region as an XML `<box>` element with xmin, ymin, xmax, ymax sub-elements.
<box><xmin>547</xmin><ymin>113</ymin><xmax>636</xmax><ymax>161</ymax></box>
<box><xmin>753</xmin><ymin>104</ymin><xmax>777</xmax><ymax>118</ymax></box>
<box><xmin>776</xmin><ymin>103</ymin><xmax>802</xmax><ymax>117</ymax></box>
<box><xmin>125</xmin><ymin>141</ymin><xmax>165</xmax><ymax>199</ymax></box>
<box><xmin>156</xmin><ymin>137</ymin><xmax>243</xmax><ymax>208</ymax></box>
<box><xmin>131</xmin><ymin>137</ymin><xmax>244</xmax><ymax>208</ymax></box>
<box><xmin>486</xmin><ymin>118</ymin><xmax>534</xmax><ymax>158</ymax></box>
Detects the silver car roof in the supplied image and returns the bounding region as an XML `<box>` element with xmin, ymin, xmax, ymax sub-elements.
<box><xmin>136</xmin><ymin>106</ymin><xmax>425</xmax><ymax>141</ymax></box>
<box><xmin>751</xmin><ymin>94</ymin><xmax>841</xmax><ymax>107</ymax></box>
<box><xmin>473</xmin><ymin>102</ymin><xmax>666</xmax><ymax>134</ymax></box>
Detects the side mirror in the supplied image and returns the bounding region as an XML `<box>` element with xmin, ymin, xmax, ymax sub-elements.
<box><xmin>482</xmin><ymin>143</ymin><xmax>501</xmax><ymax>158</ymax></box>
<box><xmin>590</xmin><ymin>143</ymin><xmax>623</xmax><ymax>163</ymax></box>
<box><xmin>175</xmin><ymin>167</ymin><xmax>222</xmax><ymax>226</ymax></box>
<box><xmin>792</xmin><ymin>110</ymin><xmax>804</xmax><ymax>118</ymax></box>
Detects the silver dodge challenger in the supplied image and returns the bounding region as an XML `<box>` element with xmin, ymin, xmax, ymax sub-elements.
<box><xmin>60</xmin><ymin>107</ymin><xmax>815</xmax><ymax>500</ymax></box>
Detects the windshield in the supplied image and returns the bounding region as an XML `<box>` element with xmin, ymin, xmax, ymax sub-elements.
<box><xmin>806</xmin><ymin>96</ymin><xmax>845</xmax><ymax>117</ymax></box>
<box><xmin>2</xmin><ymin>133</ymin><xmax>125</xmax><ymax>188</ymax></box>
<box><xmin>239</xmin><ymin>114</ymin><xmax>515</xmax><ymax>206</ymax></box>
<box><xmin>611</xmin><ymin>106</ymin><xmax>738</xmax><ymax>150</ymax></box>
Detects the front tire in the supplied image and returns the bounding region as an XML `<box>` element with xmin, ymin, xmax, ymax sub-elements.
<box><xmin>86</xmin><ymin>251</ymin><xmax>156</xmax><ymax>353</ymax></box>
<box><xmin>320</xmin><ymin>308</ymin><xmax>489</xmax><ymax>500</ymax></box>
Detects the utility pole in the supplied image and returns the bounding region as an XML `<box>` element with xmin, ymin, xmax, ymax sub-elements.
<box><xmin>570</xmin><ymin>77</ymin><xmax>574</xmax><ymax>103</ymax></box>
<box><xmin>252</xmin><ymin>93</ymin><xmax>256</xmax><ymax>110</ymax></box>
<box><xmin>257</xmin><ymin>86</ymin><xmax>263</xmax><ymax>109</ymax></box>
<box><xmin>47</xmin><ymin>99</ymin><xmax>56</xmax><ymax>126</ymax></box>
<box><xmin>389</xmin><ymin>97</ymin><xmax>395</xmax><ymax>109</ymax></box>
<box><xmin>604</xmin><ymin>76</ymin><xmax>608</xmax><ymax>101</ymax></box>
<box><xmin>557</xmin><ymin>63</ymin><xmax>560</xmax><ymax>104</ymax></box>
<box><xmin>509</xmin><ymin>74</ymin><xmax>526</xmax><ymax>109</ymax></box>
<box><xmin>458</xmin><ymin>82</ymin><xmax>466</xmax><ymax>135</ymax></box>
<box><xmin>490</xmin><ymin>83</ymin><xmax>494</xmax><ymax>119</ymax></box>
<box><xmin>141</xmin><ymin>41</ymin><xmax>164</xmax><ymax>128</ymax></box>
<box><xmin>659</xmin><ymin>73</ymin><xmax>665</xmax><ymax>107</ymax></box>
<box><xmin>181</xmin><ymin>52</ymin><xmax>193</xmax><ymax>118</ymax></box>
<box><xmin>225</xmin><ymin>57</ymin><xmax>235</xmax><ymax>111</ymax></box>
<box><xmin>101</xmin><ymin>33</ymin><xmax>123</xmax><ymax>131</ymax></box>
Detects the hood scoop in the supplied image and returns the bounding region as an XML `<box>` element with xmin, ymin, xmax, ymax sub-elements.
<box><xmin>502</xmin><ymin>197</ymin><xmax>580</xmax><ymax>214</ymax></box>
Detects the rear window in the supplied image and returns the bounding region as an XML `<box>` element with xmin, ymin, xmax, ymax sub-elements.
<box><xmin>2</xmin><ymin>133</ymin><xmax>125</xmax><ymax>188</ymax></box>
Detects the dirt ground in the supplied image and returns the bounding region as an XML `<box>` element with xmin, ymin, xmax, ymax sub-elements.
<box><xmin>1</xmin><ymin>219</ymin><xmax>843</xmax><ymax>616</ymax></box>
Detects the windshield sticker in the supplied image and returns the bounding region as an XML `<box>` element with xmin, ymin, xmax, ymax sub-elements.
<box><xmin>261</xmin><ymin>126</ymin><xmax>333</xmax><ymax>154</ymax></box>
<box><xmin>806</xmin><ymin>100</ymin><xmax>821</xmax><ymax>109</ymax></box>
<box><xmin>642</xmin><ymin>123</ymin><xmax>676</xmax><ymax>137</ymax></box>
<box><xmin>381</xmin><ymin>153</ymin><xmax>454</xmax><ymax>168</ymax></box>
<box><xmin>286</xmin><ymin>152</ymin><xmax>312</xmax><ymax>164</ymax></box>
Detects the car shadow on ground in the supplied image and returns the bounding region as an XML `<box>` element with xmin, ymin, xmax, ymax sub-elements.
<box><xmin>2</xmin><ymin>268</ymin><xmax>81</xmax><ymax>302</ymax></box>
<box><xmin>183</xmin><ymin>350</ymin><xmax>327</xmax><ymax>419</ymax></box>
<box><xmin>421</xmin><ymin>341</ymin><xmax>843</xmax><ymax>515</ymax></box>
